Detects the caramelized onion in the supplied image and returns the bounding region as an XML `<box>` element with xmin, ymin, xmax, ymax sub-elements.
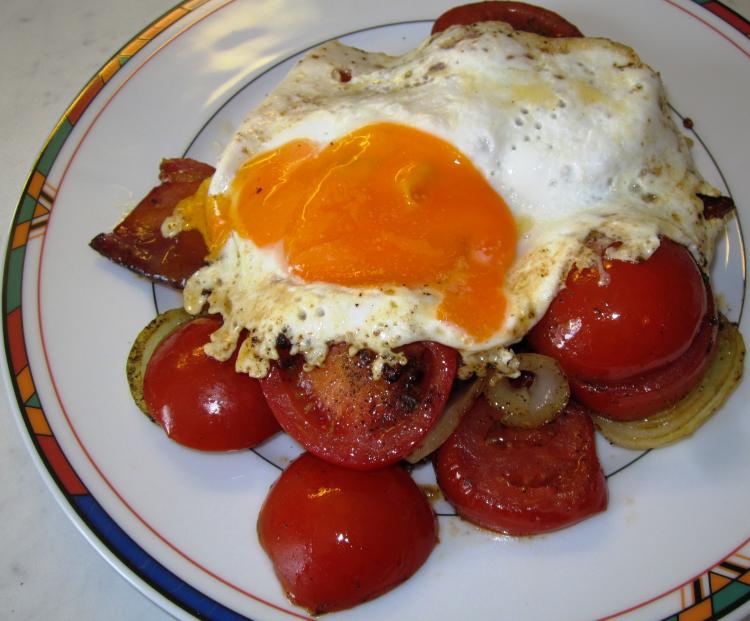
<box><xmin>126</xmin><ymin>307</ymin><xmax>193</xmax><ymax>417</ymax></box>
<box><xmin>484</xmin><ymin>353</ymin><xmax>570</xmax><ymax>428</ymax></box>
<box><xmin>404</xmin><ymin>377</ymin><xmax>486</xmax><ymax>464</ymax></box>
<box><xmin>594</xmin><ymin>315</ymin><xmax>745</xmax><ymax>449</ymax></box>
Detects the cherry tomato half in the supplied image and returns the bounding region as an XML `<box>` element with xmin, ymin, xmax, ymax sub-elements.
<box><xmin>258</xmin><ymin>452</ymin><xmax>437</xmax><ymax>614</ymax></box>
<box><xmin>432</xmin><ymin>1</ymin><xmax>583</xmax><ymax>37</ymax></box>
<box><xmin>260</xmin><ymin>341</ymin><xmax>458</xmax><ymax>469</ymax></box>
<box><xmin>528</xmin><ymin>238</ymin><xmax>708</xmax><ymax>383</ymax></box>
<box><xmin>435</xmin><ymin>399</ymin><xmax>607</xmax><ymax>536</ymax></box>
<box><xmin>143</xmin><ymin>316</ymin><xmax>280</xmax><ymax>451</ymax></box>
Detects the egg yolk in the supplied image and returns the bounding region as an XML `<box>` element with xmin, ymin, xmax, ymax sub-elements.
<box><xmin>179</xmin><ymin>123</ymin><xmax>516</xmax><ymax>341</ymax></box>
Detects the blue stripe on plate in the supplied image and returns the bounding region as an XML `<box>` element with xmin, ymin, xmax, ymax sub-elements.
<box><xmin>72</xmin><ymin>494</ymin><xmax>253</xmax><ymax>621</ymax></box>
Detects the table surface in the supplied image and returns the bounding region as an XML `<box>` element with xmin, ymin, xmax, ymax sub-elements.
<box><xmin>1</xmin><ymin>3</ymin><xmax>175</xmax><ymax>619</ymax></box>
<box><xmin>2</xmin><ymin>1</ymin><xmax>750</xmax><ymax>620</ymax></box>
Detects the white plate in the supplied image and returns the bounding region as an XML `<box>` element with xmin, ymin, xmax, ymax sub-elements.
<box><xmin>4</xmin><ymin>1</ymin><xmax>750</xmax><ymax>620</ymax></box>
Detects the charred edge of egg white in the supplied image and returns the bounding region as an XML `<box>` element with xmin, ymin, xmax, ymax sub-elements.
<box><xmin>181</xmin><ymin>235</ymin><xmax>435</xmax><ymax>380</ymax></box>
<box><xmin>179</xmin><ymin>233</ymin><xmax>527</xmax><ymax>381</ymax></box>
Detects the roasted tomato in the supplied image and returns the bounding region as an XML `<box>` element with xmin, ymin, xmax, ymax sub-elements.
<box><xmin>142</xmin><ymin>315</ymin><xmax>280</xmax><ymax>451</ymax></box>
<box><xmin>432</xmin><ymin>1</ymin><xmax>583</xmax><ymax>37</ymax></box>
<box><xmin>435</xmin><ymin>399</ymin><xmax>607</xmax><ymax>536</ymax></box>
<box><xmin>260</xmin><ymin>341</ymin><xmax>457</xmax><ymax>470</ymax></box>
<box><xmin>258</xmin><ymin>452</ymin><xmax>437</xmax><ymax>614</ymax></box>
<box><xmin>527</xmin><ymin>238</ymin><xmax>716</xmax><ymax>420</ymax></box>
<box><xmin>569</xmin><ymin>293</ymin><xmax>718</xmax><ymax>420</ymax></box>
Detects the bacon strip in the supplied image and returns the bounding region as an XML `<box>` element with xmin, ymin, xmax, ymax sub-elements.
<box><xmin>90</xmin><ymin>158</ymin><xmax>213</xmax><ymax>289</ymax></box>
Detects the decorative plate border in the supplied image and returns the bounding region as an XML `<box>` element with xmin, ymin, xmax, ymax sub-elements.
<box><xmin>2</xmin><ymin>1</ymin><xmax>749</xmax><ymax>621</ymax></box>
<box><xmin>693</xmin><ymin>0</ymin><xmax>750</xmax><ymax>36</ymax></box>
<box><xmin>1</xmin><ymin>3</ymin><xmax>258</xmax><ymax>619</ymax></box>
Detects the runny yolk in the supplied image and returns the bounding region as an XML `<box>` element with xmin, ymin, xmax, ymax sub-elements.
<box><xmin>180</xmin><ymin>122</ymin><xmax>517</xmax><ymax>341</ymax></box>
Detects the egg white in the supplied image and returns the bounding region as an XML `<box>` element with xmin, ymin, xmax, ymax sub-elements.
<box><xmin>180</xmin><ymin>21</ymin><xmax>722</xmax><ymax>378</ymax></box>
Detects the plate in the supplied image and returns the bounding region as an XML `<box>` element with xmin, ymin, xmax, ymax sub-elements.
<box><xmin>4</xmin><ymin>1</ymin><xmax>750</xmax><ymax>620</ymax></box>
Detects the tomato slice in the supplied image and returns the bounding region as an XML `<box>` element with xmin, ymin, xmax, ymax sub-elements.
<box><xmin>432</xmin><ymin>1</ymin><xmax>583</xmax><ymax>37</ymax></box>
<box><xmin>260</xmin><ymin>341</ymin><xmax>458</xmax><ymax>470</ymax></box>
<box><xmin>570</xmin><ymin>293</ymin><xmax>719</xmax><ymax>420</ymax></box>
<box><xmin>143</xmin><ymin>316</ymin><xmax>280</xmax><ymax>451</ymax></box>
<box><xmin>435</xmin><ymin>399</ymin><xmax>607</xmax><ymax>536</ymax></box>
<box><xmin>258</xmin><ymin>452</ymin><xmax>437</xmax><ymax>614</ymax></box>
<box><xmin>527</xmin><ymin>238</ymin><xmax>714</xmax><ymax>420</ymax></box>
<box><xmin>528</xmin><ymin>239</ymin><xmax>708</xmax><ymax>381</ymax></box>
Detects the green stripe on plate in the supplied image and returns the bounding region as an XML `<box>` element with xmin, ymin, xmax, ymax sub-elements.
<box><xmin>38</xmin><ymin>118</ymin><xmax>73</xmax><ymax>177</ymax></box>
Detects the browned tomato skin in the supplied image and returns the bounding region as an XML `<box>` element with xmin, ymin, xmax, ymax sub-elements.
<box><xmin>260</xmin><ymin>341</ymin><xmax>458</xmax><ymax>470</ymax></box>
<box><xmin>258</xmin><ymin>452</ymin><xmax>437</xmax><ymax>614</ymax></box>
<box><xmin>432</xmin><ymin>1</ymin><xmax>583</xmax><ymax>37</ymax></box>
<box><xmin>570</xmin><ymin>294</ymin><xmax>719</xmax><ymax>421</ymax></box>
<box><xmin>435</xmin><ymin>399</ymin><xmax>607</xmax><ymax>536</ymax></box>
<box><xmin>89</xmin><ymin>157</ymin><xmax>212</xmax><ymax>288</ymax></box>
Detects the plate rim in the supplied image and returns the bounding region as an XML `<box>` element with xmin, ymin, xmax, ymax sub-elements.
<box><xmin>4</xmin><ymin>1</ymin><xmax>750</xmax><ymax>620</ymax></box>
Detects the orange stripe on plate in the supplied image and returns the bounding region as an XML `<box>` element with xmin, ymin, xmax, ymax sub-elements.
<box><xmin>27</xmin><ymin>171</ymin><xmax>45</xmax><ymax>200</ymax></box>
<box><xmin>100</xmin><ymin>57</ymin><xmax>121</xmax><ymax>84</ymax></box>
<box><xmin>12</xmin><ymin>221</ymin><xmax>30</xmax><ymax>250</ymax></box>
<box><xmin>26</xmin><ymin>407</ymin><xmax>52</xmax><ymax>436</ymax></box>
<box><xmin>740</xmin><ymin>570</ymin><xmax>750</xmax><ymax>586</ymax></box>
<box><xmin>679</xmin><ymin>598</ymin><xmax>712</xmax><ymax>621</ymax></box>
<box><xmin>120</xmin><ymin>37</ymin><xmax>149</xmax><ymax>57</ymax></box>
<box><xmin>68</xmin><ymin>76</ymin><xmax>104</xmax><ymax>125</ymax></box>
<box><xmin>17</xmin><ymin>367</ymin><xmax>35</xmax><ymax>403</ymax></box>
<box><xmin>140</xmin><ymin>8</ymin><xmax>188</xmax><ymax>40</ymax></box>
<box><xmin>710</xmin><ymin>572</ymin><xmax>731</xmax><ymax>593</ymax></box>
<box><xmin>37</xmin><ymin>436</ymin><xmax>88</xmax><ymax>495</ymax></box>
<box><xmin>33</xmin><ymin>202</ymin><xmax>49</xmax><ymax>218</ymax></box>
<box><xmin>182</xmin><ymin>0</ymin><xmax>211</xmax><ymax>9</ymax></box>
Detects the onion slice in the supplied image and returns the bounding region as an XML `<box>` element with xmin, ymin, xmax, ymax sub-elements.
<box><xmin>404</xmin><ymin>377</ymin><xmax>486</xmax><ymax>464</ymax></box>
<box><xmin>126</xmin><ymin>307</ymin><xmax>193</xmax><ymax>417</ymax></box>
<box><xmin>594</xmin><ymin>315</ymin><xmax>745</xmax><ymax>449</ymax></box>
<box><xmin>483</xmin><ymin>353</ymin><xmax>571</xmax><ymax>428</ymax></box>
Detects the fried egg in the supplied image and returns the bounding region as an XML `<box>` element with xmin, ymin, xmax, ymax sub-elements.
<box><xmin>166</xmin><ymin>21</ymin><xmax>722</xmax><ymax>379</ymax></box>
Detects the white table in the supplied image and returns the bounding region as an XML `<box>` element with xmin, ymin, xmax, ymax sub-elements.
<box><xmin>1</xmin><ymin>2</ymin><xmax>174</xmax><ymax>618</ymax></box>
<box><xmin>2</xmin><ymin>1</ymin><xmax>750</xmax><ymax>620</ymax></box>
